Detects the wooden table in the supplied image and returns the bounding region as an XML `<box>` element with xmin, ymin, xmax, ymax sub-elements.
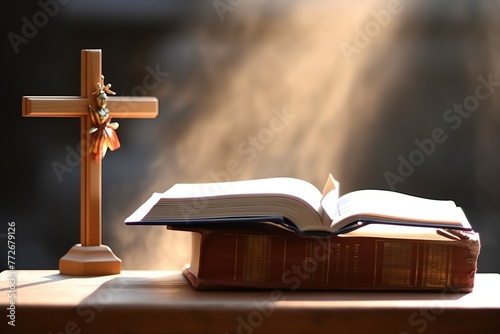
<box><xmin>1</xmin><ymin>271</ymin><xmax>499</xmax><ymax>333</ymax></box>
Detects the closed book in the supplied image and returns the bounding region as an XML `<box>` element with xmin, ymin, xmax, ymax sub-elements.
<box><xmin>178</xmin><ymin>223</ymin><xmax>480</xmax><ymax>292</ymax></box>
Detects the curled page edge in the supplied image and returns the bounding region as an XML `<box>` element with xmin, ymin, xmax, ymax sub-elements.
<box><xmin>320</xmin><ymin>174</ymin><xmax>340</xmax><ymax>223</ymax></box>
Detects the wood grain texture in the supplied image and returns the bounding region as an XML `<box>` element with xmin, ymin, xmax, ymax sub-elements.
<box><xmin>0</xmin><ymin>271</ymin><xmax>499</xmax><ymax>334</ymax></box>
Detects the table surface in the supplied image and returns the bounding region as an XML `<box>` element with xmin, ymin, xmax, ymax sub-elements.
<box><xmin>1</xmin><ymin>270</ymin><xmax>499</xmax><ymax>334</ymax></box>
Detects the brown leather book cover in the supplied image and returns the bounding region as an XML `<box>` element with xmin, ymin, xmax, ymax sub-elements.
<box><xmin>178</xmin><ymin>224</ymin><xmax>480</xmax><ymax>292</ymax></box>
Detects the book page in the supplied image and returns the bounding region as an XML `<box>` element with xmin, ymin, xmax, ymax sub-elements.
<box><xmin>164</xmin><ymin>177</ymin><xmax>323</xmax><ymax>208</ymax></box>
<box><xmin>318</xmin><ymin>174</ymin><xmax>340</xmax><ymax>225</ymax></box>
<box><xmin>134</xmin><ymin>177</ymin><xmax>326</xmax><ymax>230</ymax></box>
<box><xmin>331</xmin><ymin>189</ymin><xmax>469</xmax><ymax>230</ymax></box>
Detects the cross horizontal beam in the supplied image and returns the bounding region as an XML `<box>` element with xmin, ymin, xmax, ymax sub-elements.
<box><xmin>22</xmin><ymin>96</ymin><xmax>158</xmax><ymax>118</ymax></box>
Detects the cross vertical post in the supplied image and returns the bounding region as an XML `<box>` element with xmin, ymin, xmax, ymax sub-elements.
<box><xmin>80</xmin><ymin>49</ymin><xmax>102</xmax><ymax>247</ymax></box>
<box><xmin>22</xmin><ymin>49</ymin><xmax>158</xmax><ymax>275</ymax></box>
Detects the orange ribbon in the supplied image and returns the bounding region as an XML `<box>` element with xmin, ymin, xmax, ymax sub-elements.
<box><xmin>89</xmin><ymin>112</ymin><xmax>120</xmax><ymax>163</ymax></box>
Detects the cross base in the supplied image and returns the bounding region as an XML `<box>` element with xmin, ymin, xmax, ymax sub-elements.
<box><xmin>59</xmin><ymin>244</ymin><xmax>122</xmax><ymax>276</ymax></box>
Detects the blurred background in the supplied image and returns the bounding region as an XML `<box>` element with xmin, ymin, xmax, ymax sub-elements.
<box><xmin>1</xmin><ymin>0</ymin><xmax>499</xmax><ymax>273</ymax></box>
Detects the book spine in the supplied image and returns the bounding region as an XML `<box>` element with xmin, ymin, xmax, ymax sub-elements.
<box><xmin>188</xmin><ymin>229</ymin><xmax>479</xmax><ymax>291</ymax></box>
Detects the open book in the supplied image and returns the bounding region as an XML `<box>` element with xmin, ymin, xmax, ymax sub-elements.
<box><xmin>125</xmin><ymin>175</ymin><xmax>472</xmax><ymax>234</ymax></box>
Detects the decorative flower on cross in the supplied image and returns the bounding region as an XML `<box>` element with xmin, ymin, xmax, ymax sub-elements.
<box><xmin>88</xmin><ymin>75</ymin><xmax>121</xmax><ymax>163</ymax></box>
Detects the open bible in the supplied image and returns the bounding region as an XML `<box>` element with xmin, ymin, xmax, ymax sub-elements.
<box><xmin>125</xmin><ymin>174</ymin><xmax>472</xmax><ymax>235</ymax></box>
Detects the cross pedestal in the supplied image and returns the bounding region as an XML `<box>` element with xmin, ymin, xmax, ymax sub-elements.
<box><xmin>22</xmin><ymin>49</ymin><xmax>158</xmax><ymax>275</ymax></box>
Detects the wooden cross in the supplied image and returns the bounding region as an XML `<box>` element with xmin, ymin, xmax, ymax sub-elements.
<box><xmin>22</xmin><ymin>49</ymin><xmax>158</xmax><ymax>275</ymax></box>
